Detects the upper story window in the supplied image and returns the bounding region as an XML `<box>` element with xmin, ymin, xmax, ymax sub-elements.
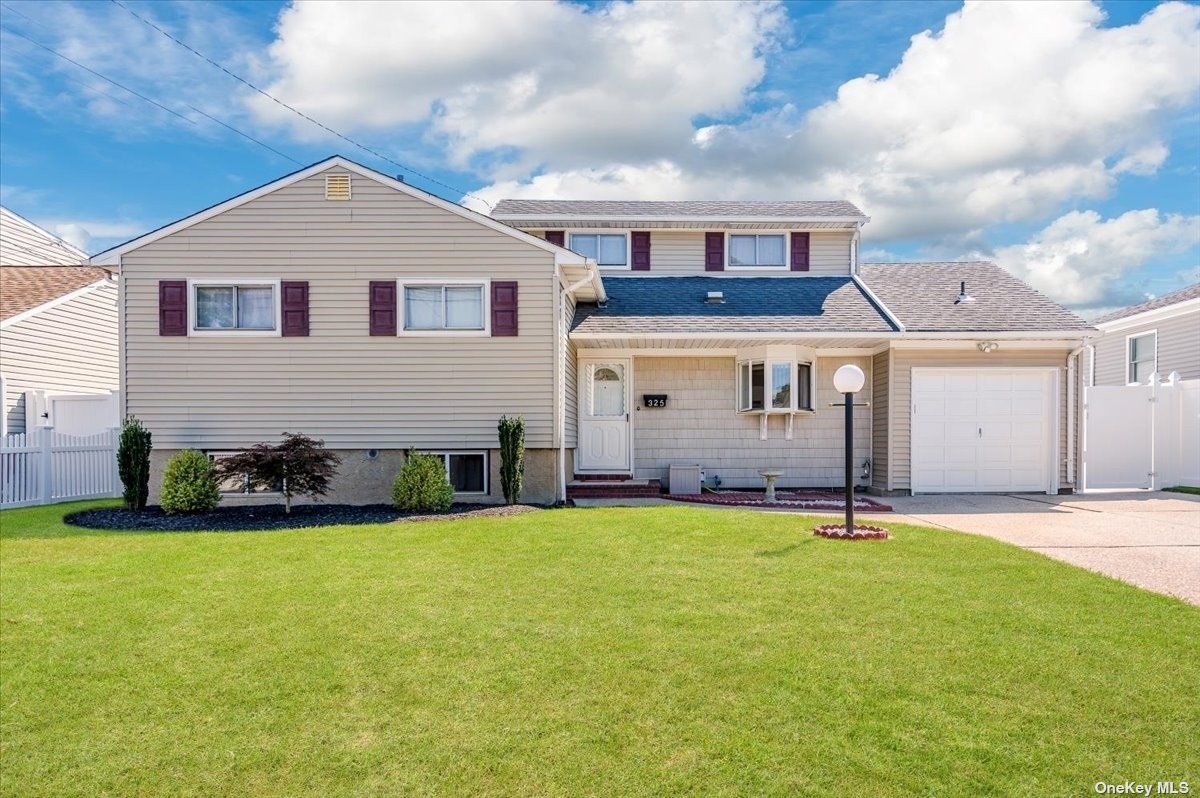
<box><xmin>570</xmin><ymin>233</ymin><xmax>628</xmax><ymax>268</ymax></box>
<box><xmin>193</xmin><ymin>283</ymin><xmax>278</xmax><ymax>332</ymax></box>
<box><xmin>729</xmin><ymin>234</ymin><xmax>786</xmax><ymax>268</ymax></box>
<box><xmin>1127</xmin><ymin>331</ymin><xmax>1157</xmax><ymax>384</ymax></box>
<box><xmin>403</xmin><ymin>284</ymin><xmax>485</xmax><ymax>332</ymax></box>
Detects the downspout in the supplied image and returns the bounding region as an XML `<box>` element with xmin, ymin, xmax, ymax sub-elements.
<box><xmin>1066</xmin><ymin>337</ymin><xmax>1091</xmax><ymax>491</ymax></box>
<box><xmin>556</xmin><ymin>263</ymin><xmax>601</xmax><ymax>504</ymax></box>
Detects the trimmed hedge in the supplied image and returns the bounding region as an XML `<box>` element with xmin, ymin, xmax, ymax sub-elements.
<box><xmin>393</xmin><ymin>452</ymin><xmax>454</xmax><ymax>512</ymax></box>
<box><xmin>159</xmin><ymin>450</ymin><xmax>221</xmax><ymax>514</ymax></box>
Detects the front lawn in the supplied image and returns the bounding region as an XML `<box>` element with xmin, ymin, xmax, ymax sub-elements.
<box><xmin>2</xmin><ymin>501</ymin><xmax>1197</xmax><ymax>796</ymax></box>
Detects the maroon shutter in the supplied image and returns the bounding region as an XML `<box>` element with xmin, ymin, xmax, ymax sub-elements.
<box><xmin>545</xmin><ymin>230</ymin><xmax>565</xmax><ymax>247</ymax></box>
<box><xmin>491</xmin><ymin>281</ymin><xmax>518</xmax><ymax>336</ymax></box>
<box><xmin>631</xmin><ymin>231</ymin><xmax>651</xmax><ymax>271</ymax></box>
<box><xmin>369</xmin><ymin>281</ymin><xmax>396</xmax><ymax>336</ymax></box>
<box><xmin>705</xmin><ymin>232</ymin><xmax>724</xmax><ymax>271</ymax></box>
<box><xmin>159</xmin><ymin>280</ymin><xmax>187</xmax><ymax>336</ymax></box>
<box><xmin>280</xmin><ymin>281</ymin><xmax>309</xmax><ymax>336</ymax></box>
<box><xmin>790</xmin><ymin>232</ymin><xmax>810</xmax><ymax>272</ymax></box>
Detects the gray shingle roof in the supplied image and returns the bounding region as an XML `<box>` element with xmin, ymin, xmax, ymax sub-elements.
<box><xmin>1092</xmin><ymin>282</ymin><xmax>1200</xmax><ymax>324</ymax></box>
<box><xmin>493</xmin><ymin>199</ymin><xmax>866</xmax><ymax>219</ymax></box>
<box><xmin>857</xmin><ymin>262</ymin><xmax>1092</xmax><ymax>332</ymax></box>
<box><xmin>571</xmin><ymin>277</ymin><xmax>895</xmax><ymax>335</ymax></box>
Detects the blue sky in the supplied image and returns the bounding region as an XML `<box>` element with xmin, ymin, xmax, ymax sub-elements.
<box><xmin>0</xmin><ymin>0</ymin><xmax>1197</xmax><ymax>316</ymax></box>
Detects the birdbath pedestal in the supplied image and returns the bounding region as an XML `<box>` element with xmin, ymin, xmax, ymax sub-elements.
<box><xmin>759</xmin><ymin>469</ymin><xmax>784</xmax><ymax>503</ymax></box>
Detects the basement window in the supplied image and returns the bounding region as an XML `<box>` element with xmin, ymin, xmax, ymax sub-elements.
<box><xmin>425</xmin><ymin>451</ymin><xmax>488</xmax><ymax>494</ymax></box>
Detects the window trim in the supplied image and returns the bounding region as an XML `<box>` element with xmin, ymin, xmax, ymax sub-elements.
<box><xmin>737</xmin><ymin>358</ymin><xmax>816</xmax><ymax>414</ymax></box>
<box><xmin>423</xmin><ymin>450</ymin><xmax>489</xmax><ymax>495</ymax></box>
<box><xmin>725</xmin><ymin>231</ymin><xmax>789</xmax><ymax>270</ymax></box>
<box><xmin>397</xmin><ymin>279</ymin><xmax>491</xmax><ymax>337</ymax></box>
<box><xmin>1126</xmin><ymin>329</ymin><xmax>1158</xmax><ymax>384</ymax></box>
<box><xmin>187</xmin><ymin>279</ymin><xmax>281</xmax><ymax>337</ymax></box>
<box><xmin>566</xmin><ymin>230</ymin><xmax>632</xmax><ymax>270</ymax></box>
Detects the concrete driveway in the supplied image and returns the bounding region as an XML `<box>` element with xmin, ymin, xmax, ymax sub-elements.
<box><xmin>880</xmin><ymin>492</ymin><xmax>1200</xmax><ymax>605</ymax></box>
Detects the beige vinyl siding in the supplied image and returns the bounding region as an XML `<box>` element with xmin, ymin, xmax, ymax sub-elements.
<box><xmin>888</xmin><ymin>348</ymin><xmax>1073</xmax><ymax>491</ymax></box>
<box><xmin>0</xmin><ymin>206</ymin><xmax>86</xmax><ymax>265</ymax></box>
<box><xmin>632</xmin><ymin>356</ymin><xmax>871</xmax><ymax>488</ymax></box>
<box><xmin>871</xmin><ymin>350</ymin><xmax>889</xmax><ymax>490</ymax></box>
<box><xmin>562</xmin><ymin>291</ymin><xmax>579</xmax><ymax>449</ymax></box>
<box><xmin>1093</xmin><ymin>309</ymin><xmax>1200</xmax><ymax>385</ymax></box>
<box><xmin>122</xmin><ymin>167</ymin><xmax>559</xmax><ymax>450</ymax></box>
<box><xmin>1</xmin><ymin>281</ymin><xmax>118</xmax><ymax>433</ymax></box>
<box><xmin>529</xmin><ymin>230</ymin><xmax>853</xmax><ymax>275</ymax></box>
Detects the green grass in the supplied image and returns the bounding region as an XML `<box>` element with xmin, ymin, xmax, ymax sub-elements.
<box><xmin>1165</xmin><ymin>485</ymin><xmax>1200</xmax><ymax>496</ymax></box>
<box><xmin>2</xmin><ymin>501</ymin><xmax>1197</xmax><ymax>797</ymax></box>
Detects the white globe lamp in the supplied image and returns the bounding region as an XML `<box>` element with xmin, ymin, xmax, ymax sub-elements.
<box><xmin>833</xmin><ymin>364</ymin><xmax>865</xmax><ymax>395</ymax></box>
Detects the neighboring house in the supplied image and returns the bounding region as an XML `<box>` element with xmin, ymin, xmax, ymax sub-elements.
<box><xmin>1090</xmin><ymin>283</ymin><xmax>1200</xmax><ymax>385</ymax></box>
<box><xmin>92</xmin><ymin>156</ymin><xmax>1093</xmax><ymax>505</ymax></box>
<box><xmin>0</xmin><ymin>206</ymin><xmax>119</xmax><ymax>437</ymax></box>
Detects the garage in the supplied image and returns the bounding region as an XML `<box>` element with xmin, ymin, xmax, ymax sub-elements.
<box><xmin>911</xmin><ymin>368</ymin><xmax>1057</xmax><ymax>494</ymax></box>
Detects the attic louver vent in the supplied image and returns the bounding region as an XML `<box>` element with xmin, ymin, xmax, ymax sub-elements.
<box><xmin>325</xmin><ymin>174</ymin><xmax>351</xmax><ymax>200</ymax></box>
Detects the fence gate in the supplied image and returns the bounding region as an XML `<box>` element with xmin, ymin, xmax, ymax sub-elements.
<box><xmin>0</xmin><ymin>427</ymin><xmax>120</xmax><ymax>509</ymax></box>
<box><xmin>1083</xmin><ymin>375</ymin><xmax>1200</xmax><ymax>491</ymax></box>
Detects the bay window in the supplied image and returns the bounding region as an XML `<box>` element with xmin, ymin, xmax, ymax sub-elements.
<box><xmin>738</xmin><ymin>360</ymin><xmax>815</xmax><ymax>412</ymax></box>
<box><xmin>570</xmin><ymin>233</ymin><xmax>628</xmax><ymax>267</ymax></box>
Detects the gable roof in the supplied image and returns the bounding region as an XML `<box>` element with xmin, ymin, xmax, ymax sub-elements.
<box><xmin>1092</xmin><ymin>282</ymin><xmax>1200</xmax><ymax>325</ymax></box>
<box><xmin>0</xmin><ymin>265</ymin><xmax>111</xmax><ymax>323</ymax></box>
<box><xmin>492</xmin><ymin>199</ymin><xmax>867</xmax><ymax>221</ymax></box>
<box><xmin>0</xmin><ymin>206</ymin><xmax>88</xmax><ymax>265</ymax></box>
<box><xmin>571</xmin><ymin>276</ymin><xmax>896</xmax><ymax>336</ymax></box>
<box><xmin>856</xmin><ymin>262</ymin><xmax>1092</xmax><ymax>333</ymax></box>
<box><xmin>90</xmin><ymin>156</ymin><xmax>590</xmax><ymax>267</ymax></box>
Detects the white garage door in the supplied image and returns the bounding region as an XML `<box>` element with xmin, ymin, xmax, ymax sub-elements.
<box><xmin>911</xmin><ymin>368</ymin><xmax>1056</xmax><ymax>494</ymax></box>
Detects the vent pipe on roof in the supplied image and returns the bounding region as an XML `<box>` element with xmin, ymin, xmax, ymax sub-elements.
<box><xmin>954</xmin><ymin>281</ymin><xmax>975</xmax><ymax>304</ymax></box>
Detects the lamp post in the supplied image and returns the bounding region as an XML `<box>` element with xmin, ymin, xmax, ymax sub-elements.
<box><xmin>832</xmin><ymin>364</ymin><xmax>866</xmax><ymax>534</ymax></box>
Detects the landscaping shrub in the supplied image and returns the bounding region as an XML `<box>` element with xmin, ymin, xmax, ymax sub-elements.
<box><xmin>498</xmin><ymin>415</ymin><xmax>525</xmax><ymax>505</ymax></box>
<box><xmin>213</xmin><ymin>433</ymin><xmax>341</xmax><ymax>514</ymax></box>
<box><xmin>117</xmin><ymin>416</ymin><xmax>152</xmax><ymax>511</ymax></box>
<box><xmin>393</xmin><ymin>452</ymin><xmax>454</xmax><ymax>512</ymax></box>
<box><xmin>159</xmin><ymin>450</ymin><xmax>221</xmax><ymax>513</ymax></box>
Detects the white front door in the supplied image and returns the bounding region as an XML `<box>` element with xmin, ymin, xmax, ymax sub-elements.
<box><xmin>911</xmin><ymin>368</ymin><xmax>1056</xmax><ymax>493</ymax></box>
<box><xmin>578</xmin><ymin>361</ymin><xmax>631</xmax><ymax>472</ymax></box>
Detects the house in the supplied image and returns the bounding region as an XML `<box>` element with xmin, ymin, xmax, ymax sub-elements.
<box><xmin>92</xmin><ymin>156</ymin><xmax>1093</xmax><ymax>505</ymax></box>
<box><xmin>0</xmin><ymin>207</ymin><xmax>119</xmax><ymax>437</ymax></box>
<box><xmin>1090</xmin><ymin>283</ymin><xmax>1200</xmax><ymax>385</ymax></box>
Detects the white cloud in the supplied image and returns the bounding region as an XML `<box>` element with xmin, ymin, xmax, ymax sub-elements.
<box><xmin>251</xmin><ymin>0</ymin><xmax>786</xmax><ymax>169</ymax></box>
<box><xmin>474</xmin><ymin>1</ymin><xmax>1200</xmax><ymax>244</ymax></box>
<box><xmin>993</xmin><ymin>209</ymin><xmax>1200</xmax><ymax>307</ymax></box>
<box><xmin>41</xmin><ymin>220</ymin><xmax>144</xmax><ymax>254</ymax></box>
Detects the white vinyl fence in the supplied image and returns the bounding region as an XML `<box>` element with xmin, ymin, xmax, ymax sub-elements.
<box><xmin>1083</xmin><ymin>374</ymin><xmax>1200</xmax><ymax>491</ymax></box>
<box><xmin>0</xmin><ymin>427</ymin><xmax>120</xmax><ymax>509</ymax></box>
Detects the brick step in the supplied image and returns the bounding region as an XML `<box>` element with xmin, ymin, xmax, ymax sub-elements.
<box><xmin>572</xmin><ymin>473</ymin><xmax>634</xmax><ymax>482</ymax></box>
<box><xmin>567</xmin><ymin>478</ymin><xmax>662</xmax><ymax>499</ymax></box>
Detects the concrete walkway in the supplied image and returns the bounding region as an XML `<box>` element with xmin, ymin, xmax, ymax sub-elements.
<box><xmin>575</xmin><ymin>491</ymin><xmax>1200</xmax><ymax>604</ymax></box>
<box><xmin>882</xmin><ymin>492</ymin><xmax>1200</xmax><ymax>605</ymax></box>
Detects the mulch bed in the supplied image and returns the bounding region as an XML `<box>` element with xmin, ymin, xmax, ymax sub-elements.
<box><xmin>668</xmin><ymin>490</ymin><xmax>892</xmax><ymax>512</ymax></box>
<box><xmin>813</xmin><ymin>523</ymin><xmax>892</xmax><ymax>541</ymax></box>
<box><xmin>65</xmin><ymin>503</ymin><xmax>543</xmax><ymax>532</ymax></box>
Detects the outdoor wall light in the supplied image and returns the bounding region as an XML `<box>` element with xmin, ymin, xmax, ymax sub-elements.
<box><xmin>976</xmin><ymin>341</ymin><xmax>999</xmax><ymax>353</ymax></box>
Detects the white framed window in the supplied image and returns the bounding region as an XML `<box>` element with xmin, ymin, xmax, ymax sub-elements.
<box><xmin>738</xmin><ymin>360</ymin><xmax>815</xmax><ymax>412</ymax></box>
<box><xmin>728</xmin><ymin>233</ymin><xmax>787</xmax><ymax>268</ymax></box>
<box><xmin>189</xmin><ymin>280</ymin><xmax>280</xmax><ymax>336</ymax></box>
<box><xmin>424</xmin><ymin>451</ymin><xmax>488</xmax><ymax>494</ymax></box>
<box><xmin>1127</xmin><ymin>331</ymin><xmax>1157</xmax><ymax>384</ymax></box>
<box><xmin>569</xmin><ymin>232</ymin><xmax>629</xmax><ymax>268</ymax></box>
<box><xmin>399</xmin><ymin>281</ymin><xmax>489</xmax><ymax>335</ymax></box>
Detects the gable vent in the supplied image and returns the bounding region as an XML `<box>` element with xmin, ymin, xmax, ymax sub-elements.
<box><xmin>325</xmin><ymin>174</ymin><xmax>351</xmax><ymax>200</ymax></box>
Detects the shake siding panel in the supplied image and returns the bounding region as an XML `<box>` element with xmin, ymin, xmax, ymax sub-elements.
<box><xmin>871</xmin><ymin>350</ymin><xmax>889</xmax><ymax>490</ymax></box>
<box><xmin>888</xmin><ymin>348</ymin><xmax>1073</xmax><ymax>490</ymax></box>
<box><xmin>632</xmin><ymin>356</ymin><xmax>872</xmax><ymax>488</ymax></box>
<box><xmin>0</xmin><ymin>282</ymin><xmax>118</xmax><ymax>433</ymax></box>
<box><xmin>121</xmin><ymin>168</ymin><xmax>559</xmax><ymax>450</ymax></box>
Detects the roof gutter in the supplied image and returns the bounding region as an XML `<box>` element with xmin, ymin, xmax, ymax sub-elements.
<box><xmin>569</xmin><ymin>329</ymin><xmax>1086</xmax><ymax>342</ymax></box>
<box><xmin>492</xmin><ymin>214</ymin><xmax>870</xmax><ymax>224</ymax></box>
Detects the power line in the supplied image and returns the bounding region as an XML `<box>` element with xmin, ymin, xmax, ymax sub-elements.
<box><xmin>108</xmin><ymin>0</ymin><xmax>492</xmax><ymax>209</ymax></box>
<box><xmin>0</xmin><ymin>13</ymin><xmax>300</xmax><ymax>165</ymax></box>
